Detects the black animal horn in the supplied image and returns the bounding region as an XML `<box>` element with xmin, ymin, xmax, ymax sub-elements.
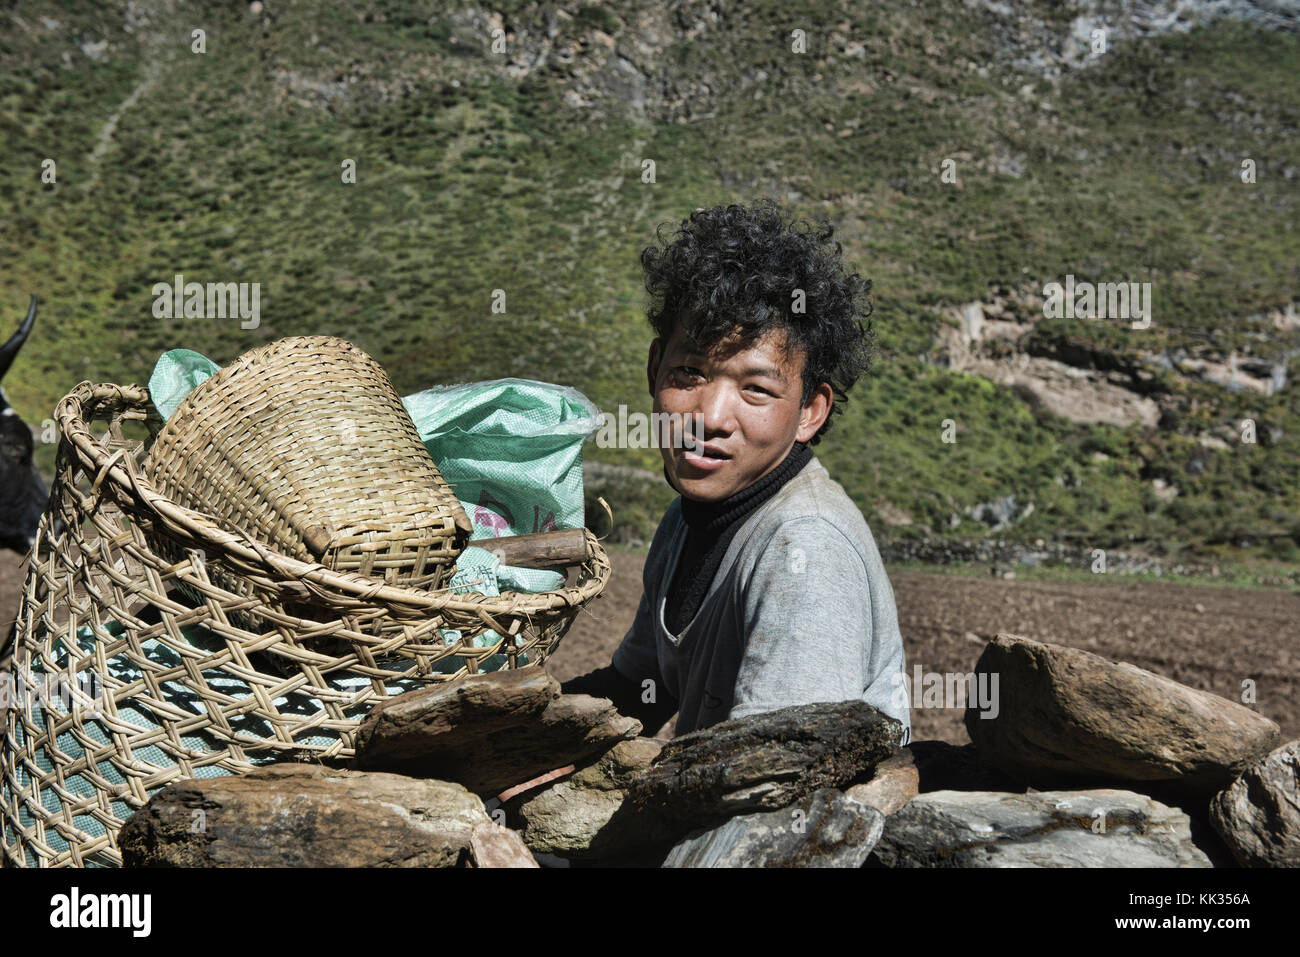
<box><xmin>0</xmin><ymin>294</ymin><xmax>37</xmax><ymax>383</ymax></box>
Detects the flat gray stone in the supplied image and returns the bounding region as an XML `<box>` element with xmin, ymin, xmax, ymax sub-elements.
<box><xmin>663</xmin><ymin>789</ymin><xmax>885</xmax><ymax>868</ymax></box>
<box><xmin>871</xmin><ymin>788</ymin><xmax>1213</xmax><ymax>868</ymax></box>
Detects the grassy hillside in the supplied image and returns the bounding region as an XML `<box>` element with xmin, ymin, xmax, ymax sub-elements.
<box><xmin>1</xmin><ymin>1</ymin><xmax>1296</xmax><ymax>561</ymax></box>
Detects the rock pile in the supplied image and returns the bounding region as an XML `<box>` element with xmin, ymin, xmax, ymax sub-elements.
<box><xmin>120</xmin><ymin>633</ymin><xmax>1297</xmax><ymax>868</ymax></box>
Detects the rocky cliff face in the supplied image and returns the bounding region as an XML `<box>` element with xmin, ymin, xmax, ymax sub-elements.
<box><xmin>236</xmin><ymin>1</ymin><xmax>1300</xmax><ymax>124</ymax></box>
<box><xmin>932</xmin><ymin>283</ymin><xmax>1298</xmax><ymax>436</ymax></box>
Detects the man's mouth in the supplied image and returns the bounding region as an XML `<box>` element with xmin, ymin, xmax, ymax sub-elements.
<box><xmin>679</xmin><ymin>443</ymin><xmax>732</xmax><ymax>471</ymax></box>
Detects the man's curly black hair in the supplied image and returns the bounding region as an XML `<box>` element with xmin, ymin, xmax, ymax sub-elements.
<box><xmin>640</xmin><ymin>198</ymin><xmax>875</xmax><ymax>446</ymax></box>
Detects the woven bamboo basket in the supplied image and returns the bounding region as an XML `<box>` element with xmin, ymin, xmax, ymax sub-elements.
<box><xmin>142</xmin><ymin>335</ymin><xmax>473</xmax><ymax>638</ymax></box>
<box><xmin>0</xmin><ymin>381</ymin><xmax>610</xmax><ymax>868</ymax></box>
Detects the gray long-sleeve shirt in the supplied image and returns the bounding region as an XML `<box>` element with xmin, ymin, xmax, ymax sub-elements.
<box><xmin>612</xmin><ymin>455</ymin><xmax>911</xmax><ymax>739</ymax></box>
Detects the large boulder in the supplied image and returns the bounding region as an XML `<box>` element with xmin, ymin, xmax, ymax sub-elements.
<box><xmin>506</xmin><ymin>736</ymin><xmax>672</xmax><ymax>861</ymax></box>
<box><xmin>870</xmin><ymin>789</ymin><xmax>1212</xmax><ymax>868</ymax></box>
<box><xmin>662</xmin><ymin>789</ymin><xmax>885</xmax><ymax>867</ymax></box>
<box><xmin>624</xmin><ymin>700</ymin><xmax>904</xmax><ymax>828</ymax></box>
<box><xmin>1209</xmin><ymin>739</ymin><xmax>1300</xmax><ymax>867</ymax></box>
<box><xmin>119</xmin><ymin>765</ymin><xmax>512</xmax><ymax>867</ymax></box>
<box><xmin>963</xmin><ymin>634</ymin><xmax>1280</xmax><ymax>798</ymax></box>
<box><xmin>354</xmin><ymin>667</ymin><xmax>640</xmax><ymax>795</ymax></box>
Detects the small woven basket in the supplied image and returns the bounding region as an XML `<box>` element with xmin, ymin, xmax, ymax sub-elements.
<box><xmin>143</xmin><ymin>336</ymin><xmax>472</xmax><ymax>634</ymax></box>
<box><xmin>0</xmin><ymin>381</ymin><xmax>611</xmax><ymax>868</ymax></box>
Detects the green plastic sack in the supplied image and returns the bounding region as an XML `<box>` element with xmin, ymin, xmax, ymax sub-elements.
<box><xmin>148</xmin><ymin>349</ymin><xmax>220</xmax><ymax>420</ymax></box>
<box><xmin>402</xmin><ymin>376</ymin><xmax>603</xmax><ymax>555</ymax></box>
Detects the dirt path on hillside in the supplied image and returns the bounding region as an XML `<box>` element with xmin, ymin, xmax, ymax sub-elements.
<box><xmin>548</xmin><ymin>548</ymin><xmax>1300</xmax><ymax>744</ymax></box>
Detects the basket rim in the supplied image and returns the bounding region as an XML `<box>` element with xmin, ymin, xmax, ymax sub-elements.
<box><xmin>54</xmin><ymin>380</ymin><xmax>611</xmax><ymax>619</ymax></box>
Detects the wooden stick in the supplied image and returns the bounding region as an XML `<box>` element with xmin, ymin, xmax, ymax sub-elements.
<box><xmin>302</xmin><ymin>525</ymin><xmax>591</xmax><ymax>568</ymax></box>
<box><xmin>476</xmin><ymin>528</ymin><xmax>590</xmax><ymax>568</ymax></box>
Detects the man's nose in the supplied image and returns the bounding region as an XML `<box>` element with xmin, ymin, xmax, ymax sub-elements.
<box><xmin>692</xmin><ymin>380</ymin><xmax>738</xmax><ymax>436</ymax></box>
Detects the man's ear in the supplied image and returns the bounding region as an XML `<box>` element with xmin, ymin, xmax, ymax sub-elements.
<box><xmin>647</xmin><ymin>337</ymin><xmax>663</xmax><ymax>398</ymax></box>
<box><xmin>795</xmin><ymin>382</ymin><xmax>834</xmax><ymax>443</ymax></box>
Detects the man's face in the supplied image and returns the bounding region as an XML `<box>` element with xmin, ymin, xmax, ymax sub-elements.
<box><xmin>647</xmin><ymin>321</ymin><xmax>832</xmax><ymax>502</ymax></box>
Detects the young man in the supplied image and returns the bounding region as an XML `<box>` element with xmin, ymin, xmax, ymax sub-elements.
<box><xmin>563</xmin><ymin>200</ymin><xmax>910</xmax><ymax>742</ymax></box>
